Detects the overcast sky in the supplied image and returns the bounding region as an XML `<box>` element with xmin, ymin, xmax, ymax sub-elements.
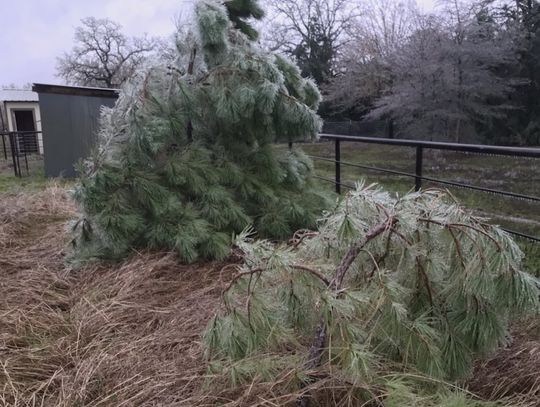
<box><xmin>0</xmin><ymin>0</ymin><xmax>436</xmax><ymax>87</ymax></box>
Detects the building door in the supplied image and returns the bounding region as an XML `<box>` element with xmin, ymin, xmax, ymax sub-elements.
<box><xmin>14</xmin><ymin>110</ymin><xmax>38</xmax><ymax>153</ymax></box>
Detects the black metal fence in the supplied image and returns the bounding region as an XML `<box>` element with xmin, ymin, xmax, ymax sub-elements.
<box><xmin>0</xmin><ymin>131</ymin><xmax>44</xmax><ymax>177</ymax></box>
<box><xmin>323</xmin><ymin>120</ymin><xmax>392</xmax><ymax>139</ymax></box>
<box><xmin>298</xmin><ymin>133</ymin><xmax>540</xmax><ymax>243</ymax></box>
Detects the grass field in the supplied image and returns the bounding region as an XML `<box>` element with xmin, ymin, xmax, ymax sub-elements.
<box><xmin>0</xmin><ymin>155</ymin><xmax>48</xmax><ymax>192</ymax></box>
<box><xmin>292</xmin><ymin>141</ymin><xmax>540</xmax><ymax>234</ymax></box>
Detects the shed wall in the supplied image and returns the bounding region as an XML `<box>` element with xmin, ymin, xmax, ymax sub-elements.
<box><xmin>38</xmin><ymin>93</ymin><xmax>117</xmax><ymax>177</ymax></box>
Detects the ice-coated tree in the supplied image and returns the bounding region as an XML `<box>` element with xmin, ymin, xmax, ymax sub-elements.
<box><xmin>70</xmin><ymin>0</ymin><xmax>328</xmax><ymax>263</ymax></box>
<box><xmin>324</xmin><ymin>0</ymin><xmax>419</xmax><ymax>118</ymax></box>
<box><xmin>204</xmin><ymin>183</ymin><xmax>540</xmax><ymax>406</ymax></box>
<box><xmin>368</xmin><ymin>3</ymin><xmax>514</xmax><ymax>142</ymax></box>
<box><xmin>57</xmin><ymin>17</ymin><xmax>160</xmax><ymax>88</ymax></box>
<box><xmin>493</xmin><ymin>0</ymin><xmax>540</xmax><ymax>145</ymax></box>
<box><xmin>265</xmin><ymin>0</ymin><xmax>358</xmax><ymax>85</ymax></box>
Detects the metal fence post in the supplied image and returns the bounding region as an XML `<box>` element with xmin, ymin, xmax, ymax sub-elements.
<box><xmin>9</xmin><ymin>132</ymin><xmax>20</xmax><ymax>177</ymax></box>
<box><xmin>2</xmin><ymin>134</ymin><xmax>6</xmax><ymax>160</ymax></box>
<box><xmin>415</xmin><ymin>146</ymin><xmax>423</xmax><ymax>191</ymax></box>
<box><xmin>335</xmin><ymin>138</ymin><xmax>341</xmax><ymax>194</ymax></box>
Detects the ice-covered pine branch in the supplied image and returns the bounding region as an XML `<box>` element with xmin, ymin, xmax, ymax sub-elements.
<box><xmin>204</xmin><ymin>183</ymin><xmax>539</xmax><ymax>404</ymax></box>
<box><xmin>70</xmin><ymin>0</ymin><xmax>328</xmax><ymax>263</ymax></box>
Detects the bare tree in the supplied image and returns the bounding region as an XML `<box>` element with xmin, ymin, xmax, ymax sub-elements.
<box><xmin>324</xmin><ymin>0</ymin><xmax>419</xmax><ymax>117</ymax></box>
<box><xmin>354</xmin><ymin>0</ymin><xmax>420</xmax><ymax>58</ymax></box>
<box><xmin>264</xmin><ymin>0</ymin><xmax>359</xmax><ymax>84</ymax></box>
<box><xmin>56</xmin><ymin>17</ymin><xmax>159</xmax><ymax>88</ymax></box>
<box><xmin>369</xmin><ymin>6</ymin><xmax>515</xmax><ymax>142</ymax></box>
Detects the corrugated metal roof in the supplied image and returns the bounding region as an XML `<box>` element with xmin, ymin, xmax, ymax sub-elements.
<box><xmin>0</xmin><ymin>90</ymin><xmax>39</xmax><ymax>102</ymax></box>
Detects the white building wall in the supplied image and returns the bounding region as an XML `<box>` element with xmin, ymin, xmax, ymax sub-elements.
<box><xmin>4</xmin><ymin>101</ymin><xmax>43</xmax><ymax>154</ymax></box>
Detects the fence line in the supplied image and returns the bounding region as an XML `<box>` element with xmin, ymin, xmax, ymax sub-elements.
<box><xmin>295</xmin><ymin>134</ymin><xmax>540</xmax><ymax>243</ymax></box>
<box><xmin>0</xmin><ymin>131</ymin><xmax>44</xmax><ymax>177</ymax></box>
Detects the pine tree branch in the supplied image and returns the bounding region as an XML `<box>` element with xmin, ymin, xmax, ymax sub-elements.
<box><xmin>290</xmin><ymin>229</ymin><xmax>319</xmax><ymax>248</ymax></box>
<box><xmin>223</xmin><ymin>264</ymin><xmax>331</xmax><ymax>299</ymax></box>
<box><xmin>205</xmin><ymin>185</ymin><xmax>539</xmax><ymax>395</ymax></box>
<box><xmin>389</xmin><ymin>227</ymin><xmax>412</xmax><ymax>245</ymax></box>
<box><xmin>333</xmin><ymin>219</ymin><xmax>395</xmax><ymax>289</ymax></box>
<box><xmin>455</xmin><ymin>227</ymin><xmax>488</xmax><ymax>266</ymax></box>
<box><xmin>186</xmin><ymin>47</ymin><xmax>197</xmax><ymax>143</ymax></box>
<box><xmin>416</xmin><ymin>257</ymin><xmax>434</xmax><ymax>307</ymax></box>
<box><xmin>448</xmin><ymin>228</ymin><xmax>467</xmax><ymax>269</ymax></box>
<box><xmin>297</xmin><ymin>217</ymin><xmax>395</xmax><ymax>407</ymax></box>
<box><xmin>413</xmin><ymin>229</ymin><xmax>435</xmax><ymax>308</ymax></box>
<box><xmin>291</xmin><ymin>264</ymin><xmax>331</xmax><ymax>286</ymax></box>
<box><xmin>419</xmin><ymin>219</ymin><xmax>502</xmax><ymax>251</ymax></box>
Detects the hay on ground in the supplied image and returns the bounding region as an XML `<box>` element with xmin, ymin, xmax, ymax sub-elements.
<box><xmin>468</xmin><ymin>319</ymin><xmax>540</xmax><ymax>406</ymax></box>
<box><xmin>1</xmin><ymin>185</ymin><xmax>539</xmax><ymax>406</ymax></box>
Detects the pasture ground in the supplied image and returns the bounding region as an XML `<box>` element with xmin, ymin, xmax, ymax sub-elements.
<box><xmin>0</xmin><ymin>181</ymin><xmax>539</xmax><ymax>406</ymax></box>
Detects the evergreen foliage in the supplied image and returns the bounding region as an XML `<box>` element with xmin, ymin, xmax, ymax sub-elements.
<box><xmin>292</xmin><ymin>16</ymin><xmax>336</xmax><ymax>85</ymax></box>
<box><xmin>71</xmin><ymin>0</ymin><xmax>328</xmax><ymax>263</ymax></box>
<box><xmin>224</xmin><ymin>0</ymin><xmax>265</xmax><ymax>40</ymax></box>
<box><xmin>204</xmin><ymin>184</ymin><xmax>539</xmax><ymax>404</ymax></box>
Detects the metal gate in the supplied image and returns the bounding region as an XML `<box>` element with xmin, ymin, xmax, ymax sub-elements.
<box><xmin>0</xmin><ymin>131</ymin><xmax>44</xmax><ymax>177</ymax></box>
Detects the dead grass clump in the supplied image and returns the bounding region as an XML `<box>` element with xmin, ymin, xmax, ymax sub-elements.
<box><xmin>0</xmin><ymin>184</ymin><xmax>227</xmax><ymax>406</ymax></box>
<box><xmin>0</xmin><ymin>183</ymin><xmax>74</xmax><ymax>251</ymax></box>
<box><xmin>1</xmin><ymin>248</ymin><xmax>236</xmax><ymax>406</ymax></box>
<box><xmin>467</xmin><ymin>318</ymin><xmax>540</xmax><ymax>406</ymax></box>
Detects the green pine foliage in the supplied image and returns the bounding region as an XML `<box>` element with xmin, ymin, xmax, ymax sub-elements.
<box><xmin>71</xmin><ymin>0</ymin><xmax>329</xmax><ymax>263</ymax></box>
<box><xmin>224</xmin><ymin>0</ymin><xmax>265</xmax><ymax>40</ymax></box>
<box><xmin>204</xmin><ymin>183</ymin><xmax>539</xmax><ymax>405</ymax></box>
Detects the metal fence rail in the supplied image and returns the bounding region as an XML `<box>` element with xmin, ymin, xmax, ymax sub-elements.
<box><xmin>297</xmin><ymin>134</ymin><xmax>540</xmax><ymax>243</ymax></box>
<box><xmin>0</xmin><ymin>131</ymin><xmax>44</xmax><ymax>177</ymax></box>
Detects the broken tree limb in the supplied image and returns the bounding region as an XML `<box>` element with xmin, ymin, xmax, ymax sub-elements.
<box><xmin>296</xmin><ymin>218</ymin><xmax>395</xmax><ymax>407</ymax></box>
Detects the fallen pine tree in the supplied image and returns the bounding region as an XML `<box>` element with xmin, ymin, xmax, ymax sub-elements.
<box><xmin>204</xmin><ymin>183</ymin><xmax>540</xmax><ymax>406</ymax></box>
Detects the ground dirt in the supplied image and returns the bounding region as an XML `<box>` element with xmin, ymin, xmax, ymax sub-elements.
<box><xmin>1</xmin><ymin>185</ymin><xmax>539</xmax><ymax>406</ymax></box>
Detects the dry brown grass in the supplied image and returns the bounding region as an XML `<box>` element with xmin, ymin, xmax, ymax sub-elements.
<box><xmin>0</xmin><ymin>185</ymin><xmax>315</xmax><ymax>406</ymax></box>
<box><xmin>0</xmin><ymin>186</ymin><xmax>222</xmax><ymax>406</ymax></box>
<box><xmin>1</xmin><ymin>185</ymin><xmax>539</xmax><ymax>406</ymax></box>
<box><xmin>468</xmin><ymin>318</ymin><xmax>540</xmax><ymax>406</ymax></box>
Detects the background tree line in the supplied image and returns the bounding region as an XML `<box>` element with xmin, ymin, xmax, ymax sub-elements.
<box><xmin>263</xmin><ymin>0</ymin><xmax>540</xmax><ymax>145</ymax></box>
<box><xmin>56</xmin><ymin>0</ymin><xmax>540</xmax><ymax>145</ymax></box>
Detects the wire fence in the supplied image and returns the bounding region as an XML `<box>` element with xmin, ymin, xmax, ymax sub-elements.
<box><xmin>0</xmin><ymin>131</ymin><xmax>44</xmax><ymax>177</ymax></box>
<box><xmin>3</xmin><ymin>127</ymin><xmax>539</xmax><ymax>243</ymax></box>
<box><xmin>294</xmin><ymin>133</ymin><xmax>540</xmax><ymax>243</ymax></box>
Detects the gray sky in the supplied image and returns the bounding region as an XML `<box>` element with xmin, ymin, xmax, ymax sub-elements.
<box><xmin>0</xmin><ymin>0</ymin><xmax>436</xmax><ymax>87</ymax></box>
